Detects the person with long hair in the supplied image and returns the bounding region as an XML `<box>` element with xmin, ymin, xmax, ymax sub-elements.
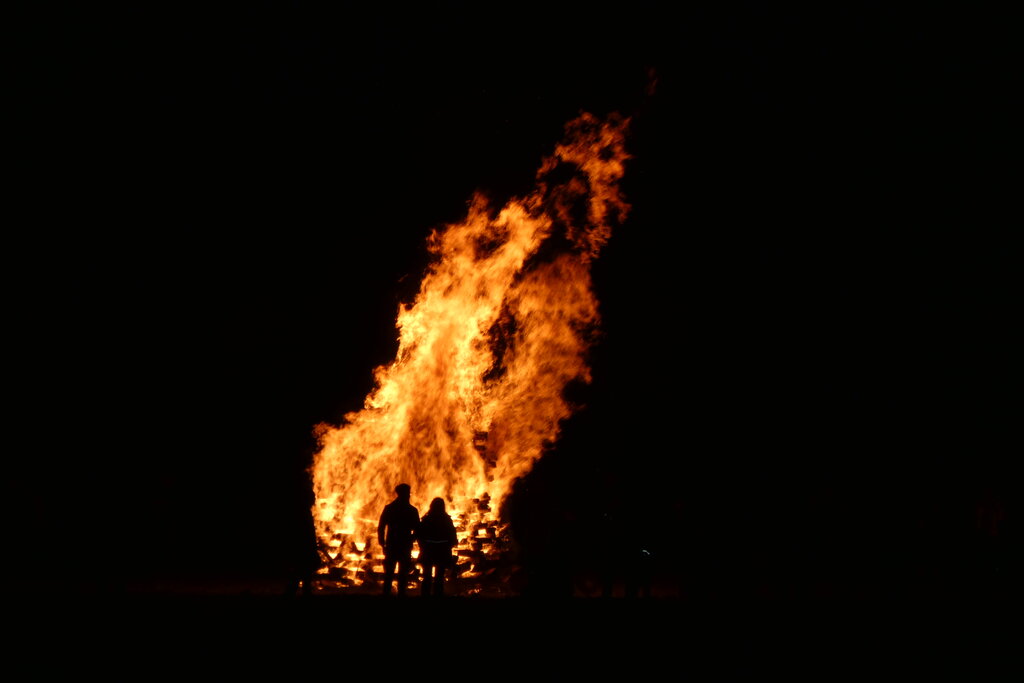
<box><xmin>417</xmin><ymin>497</ymin><xmax>458</xmax><ymax>596</ymax></box>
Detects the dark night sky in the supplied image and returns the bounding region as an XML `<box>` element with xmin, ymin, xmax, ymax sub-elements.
<box><xmin>8</xmin><ymin>4</ymin><xmax>1016</xmax><ymax>594</ymax></box>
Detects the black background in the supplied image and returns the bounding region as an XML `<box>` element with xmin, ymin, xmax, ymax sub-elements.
<box><xmin>8</xmin><ymin>3</ymin><xmax>1016</xmax><ymax>600</ymax></box>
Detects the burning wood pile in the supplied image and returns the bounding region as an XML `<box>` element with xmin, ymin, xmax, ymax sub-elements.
<box><xmin>309</xmin><ymin>111</ymin><xmax>632</xmax><ymax>596</ymax></box>
<box><xmin>318</xmin><ymin>493</ymin><xmax>517</xmax><ymax>595</ymax></box>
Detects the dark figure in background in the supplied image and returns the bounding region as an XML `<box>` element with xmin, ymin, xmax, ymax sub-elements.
<box><xmin>598</xmin><ymin>500</ymin><xmax>654</xmax><ymax>599</ymax></box>
<box><xmin>418</xmin><ymin>497</ymin><xmax>458</xmax><ymax>596</ymax></box>
<box><xmin>378</xmin><ymin>483</ymin><xmax>420</xmax><ymax>596</ymax></box>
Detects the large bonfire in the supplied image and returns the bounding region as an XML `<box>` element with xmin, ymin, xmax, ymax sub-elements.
<box><xmin>311</xmin><ymin>111</ymin><xmax>631</xmax><ymax>592</ymax></box>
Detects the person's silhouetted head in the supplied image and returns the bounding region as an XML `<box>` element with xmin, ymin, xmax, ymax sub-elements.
<box><xmin>429</xmin><ymin>497</ymin><xmax>446</xmax><ymax>515</ymax></box>
<box><xmin>395</xmin><ymin>483</ymin><xmax>411</xmax><ymax>499</ymax></box>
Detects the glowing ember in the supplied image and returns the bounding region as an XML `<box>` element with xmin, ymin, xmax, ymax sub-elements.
<box><xmin>311</xmin><ymin>111</ymin><xmax>631</xmax><ymax>591</ymax></box>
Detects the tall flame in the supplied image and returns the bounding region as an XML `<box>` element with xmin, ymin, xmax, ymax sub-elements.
<box><xmin>311</xmin><ymin>111</ymin><xmax>630</xmax><ymax>587</ymax></box>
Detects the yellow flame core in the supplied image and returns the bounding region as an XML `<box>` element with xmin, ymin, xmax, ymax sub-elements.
<box><xmin>311</xmin><ymin>112</ymin><xmax>631</xmax><ymax>584</ymax></box>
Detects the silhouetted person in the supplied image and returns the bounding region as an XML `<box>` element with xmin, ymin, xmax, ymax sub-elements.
<box><xmin>378</xmin><ymin>483</ymin><xmax>419</xmax><ymax>596</ymax></box>
<box><xmin>418</xmin><ymin>497</ymin><xmax>458</xmax><ymax>596</ymax></box>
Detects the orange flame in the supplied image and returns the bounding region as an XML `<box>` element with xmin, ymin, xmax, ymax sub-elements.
<box><xmin>311</xmin><ymin>111</ymin><xmax>631</xmax><ymax>587</ymax></box>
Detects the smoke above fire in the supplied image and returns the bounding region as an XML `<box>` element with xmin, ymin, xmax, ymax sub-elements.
<box><xmin>311</xmin><ymin>111</ymin><xmax>631</xmax><ymax>584</ymax></box>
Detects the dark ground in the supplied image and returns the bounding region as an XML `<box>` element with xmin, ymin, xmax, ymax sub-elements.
<box><xmin>10</xmin><ymin>590</ymin><xmax>1017</xmax><ymax>678</ymax></box>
